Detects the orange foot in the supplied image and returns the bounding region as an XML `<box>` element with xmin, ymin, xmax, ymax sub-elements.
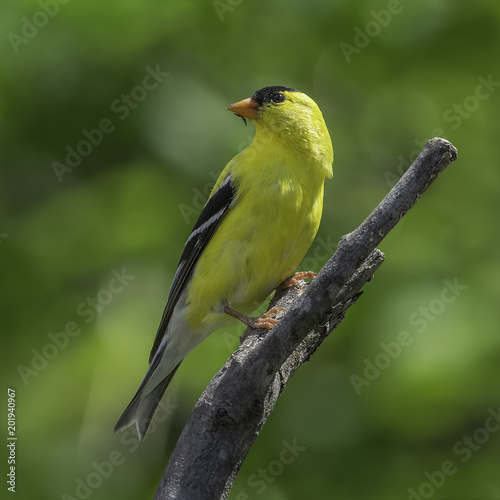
<box><xmin>223</xmin><ymin>306</ymin><xmax>285</xmax><ymax>342</ymax></box>
<box><xmin>278</xmin><ymin>271</ymin><xmax>317</xmax><ymax>290</ymax></box>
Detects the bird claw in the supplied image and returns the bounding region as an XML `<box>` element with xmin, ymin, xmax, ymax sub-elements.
<box><xmin>239</xmin><ymin>307</ymin><xmax>285</xmax><ymax>343</ymax></box>
<box><xmin>278</xmin><ymin>271</ymin><xmax>317</xmax><ymax>290</ymax></box>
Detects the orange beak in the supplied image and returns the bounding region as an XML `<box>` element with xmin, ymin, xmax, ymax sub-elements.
<box><xmin>226</xmin><ymin>97</ymin><xmax>260</xmax><ymax>120</ymax></box>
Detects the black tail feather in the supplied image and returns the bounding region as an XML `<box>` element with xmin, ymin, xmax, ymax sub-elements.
<box><xmin>114</xmin><ymin>362</ymin><xmax>182</xmax><ymax>440</ymax></box>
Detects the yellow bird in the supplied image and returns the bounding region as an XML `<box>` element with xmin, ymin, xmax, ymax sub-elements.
<box><xmin>114</xmin><ymin>86</ymin><xmax>334</xmax><ymax>440</ymax></box>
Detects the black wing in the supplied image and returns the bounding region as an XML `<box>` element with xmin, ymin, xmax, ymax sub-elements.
<box><xmin>148</xmin><ymin>174</ymin><xmax>236</xmax><ymax>363</ymax></box>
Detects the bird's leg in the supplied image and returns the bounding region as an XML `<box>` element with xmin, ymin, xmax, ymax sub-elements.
<box><xmin>277</xmin><ymin>271</ymin><xmax>317</xmax><ymax>290</ymax></box>
<box><xmin>223</xmin><ymin>306</ymin><xmax>285</xmax><ymax>343</ymax></box>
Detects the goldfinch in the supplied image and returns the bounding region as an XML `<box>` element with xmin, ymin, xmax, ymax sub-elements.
<box><xmin>114</xmin><ymin>86</ymin><xmax>334</xmax><ymax>440</ymax></box>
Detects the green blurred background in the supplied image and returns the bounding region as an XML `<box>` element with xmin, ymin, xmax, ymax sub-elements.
<box><xmin>2</xmin><ymin>0</ymin><xmax>500</xmax><ymax>498</ymax></box>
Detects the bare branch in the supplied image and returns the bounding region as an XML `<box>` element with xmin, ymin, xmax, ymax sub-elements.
<box><xmin>153</xmin><ymin>138</ymin><xmax>458</xmax><ymax>500</ymax></box>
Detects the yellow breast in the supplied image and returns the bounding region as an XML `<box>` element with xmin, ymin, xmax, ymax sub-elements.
<box><xmin>185</xmin><ymin>142</ymin><xmax>326</xmax><ymax>329</ymax></box>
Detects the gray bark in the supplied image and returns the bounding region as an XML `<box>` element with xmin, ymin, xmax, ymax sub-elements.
<box><xmin>153</xmin><ymin>138</ymin><xmax>458</xmax><ymax>500</ymax></box>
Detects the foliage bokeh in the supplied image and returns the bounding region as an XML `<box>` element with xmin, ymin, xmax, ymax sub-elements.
<box><xmin>2</xmin><ymin>0</ymin><xmax>500</xmax><ymax>499</ymax></box>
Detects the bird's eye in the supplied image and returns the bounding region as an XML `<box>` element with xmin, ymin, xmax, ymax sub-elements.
<box><xmin>271</xmin><ymin>92</ymin><xmax>285</xmax><ymax>103</ymax></box>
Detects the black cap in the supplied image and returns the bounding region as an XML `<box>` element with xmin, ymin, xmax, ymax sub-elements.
<box><xmin>251</xmin><ymin>86</ymin><xmax>299</xmax><ymax>106</ymax></box>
